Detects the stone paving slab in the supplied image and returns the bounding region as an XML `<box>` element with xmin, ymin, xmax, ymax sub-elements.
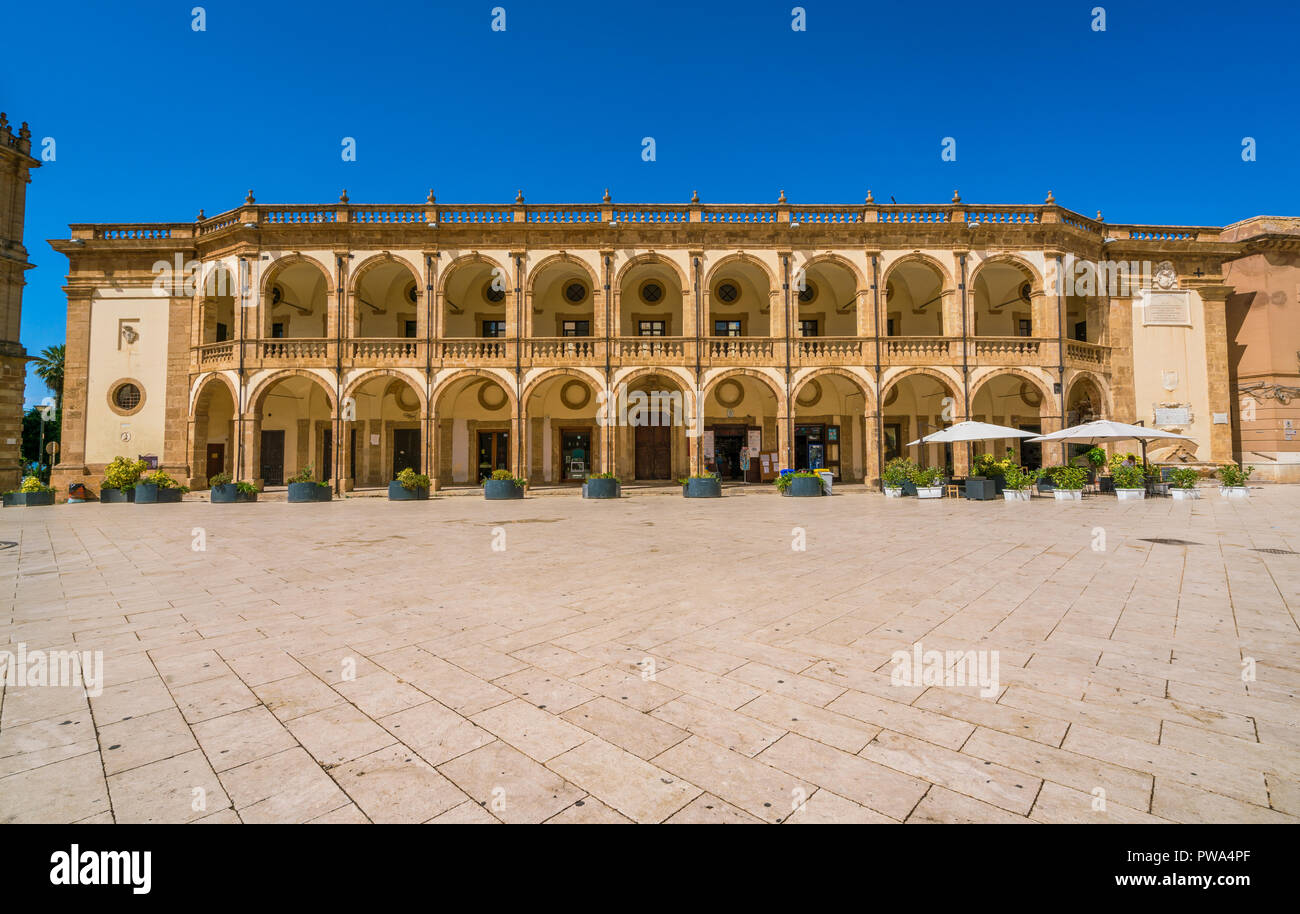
<box><xmin>0</xmin><ymin>487</ymin><xmax>1297</xmax><ymax>823</ymax></box>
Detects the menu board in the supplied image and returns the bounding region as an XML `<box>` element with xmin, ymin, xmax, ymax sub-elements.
<box><xmin>747</xmin><ymin>429</ymin><xmax>762</xmax><ymax>457</ymax></box>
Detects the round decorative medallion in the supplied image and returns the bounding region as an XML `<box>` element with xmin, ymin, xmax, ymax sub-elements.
<box><xmin>640</xmin><ymin>280</ymin><xmax>664</xmax><ymax>304</ymax></box>
<box><xmin>564</xmin><ymin>281</ymin><xmax>588</xmax><ymax>304</ymax></box>
<box><xmin>796</xmin><ymin>379</ymin><xmax>822</xmax><ymax>408</ymax></box>
<box><xmin>560</xmin><ymin>379</ymin><xmax>592</xmax><ymax>410</ymax></box>
<box><xmin>883</xmin><ymin>385</ymin><xmax>898</xmax><ymax>408</ymax></box>
<box><xmin>484</xmin><ymin>282</ymin><xmax>506</xmax><ymax>303</ymax></box>
<box><xmin>714</xmin><ymin>379</ymin><xmax>744</xmax><ymax>409</ymax></box>
<box><xmin>1019</xmin><ymin>381</ymin><xmax>1043</xmax><ymax>408</ymax></box>
<box><xmin>477</xmin><ymin>381</ymin><xmax>508</xmax><ymax>411</ymax></box>
<box><xmin>390</xmin><ymin>382</ymin><xmax>420</xmax><ymax>412</ymax></box>
<box><xmin>715</xmin><ymin>281</ymin><xmax>740</xmax><ymax>304</ymax></box>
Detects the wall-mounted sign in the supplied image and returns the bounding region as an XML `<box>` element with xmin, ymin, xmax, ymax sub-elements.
<box><xmin>702</xmin><ymin>430</ymin><xmax>714</xmax><ymax>461</ymax></box>
<box><xmin>1212</xmin><ymin>412</ymin><xmax>1229</xmax><ymax>425</ymax></box>
<box><xmin>747</xmin><ymin>429</ymin><xmax>761</xmax><ymax>457</ymax></box>
<box><xmin>1142</xmin><ymin>290</ymin><xmax>1192</xmax><ymax>326</ymax></box>
<box><xmin>1154</xmin><ymin>407</ymin><xmax>1191</xmax><ymax>426</ymax></box>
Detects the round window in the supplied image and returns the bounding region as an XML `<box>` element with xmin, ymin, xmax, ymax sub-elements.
<box><xmin>406</xmin><ymin>283</ymin><xmax>418</xmax><ymax>304</ymax></box>
<box><xmin>716</xmin><ymin>282</ymin><xmax>740</xmax><ymax>304</ymax></box>
<box><xmin>114</xmin><ymin>383</ymin><xmax>141</xmax><ymax>410</ymax></box>
<box><xmin>564</xmin><ymin>281</ymin><xmax>588</xmax><ymax>304</ymax></box>
<box><xmin>640</xmin><ymin>281</ymin><xmax>664</xmax><ymax>304</ymax></box>
<box><xmin>484</xmin><ymin>282</ymin><xmax>506</xmax><ymax>303</ymax></box>
<box><xmin>798</xmin><ymin>280</ymin><xmax>818</xmax><ymax>304</ymax></box>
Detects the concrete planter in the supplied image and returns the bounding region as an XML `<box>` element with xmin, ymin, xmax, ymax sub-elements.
<box><xmin>100</xmin><ymin>487</ymin><xmax>134</xmax><ymax>503</ymax></box>
<box><xmin>915</xmin><ymin>485</ymin><xmax>943</xmax><ymax>499</ymax></box>
<box><xmin>1219</xmin><ymin>486</ymin><xmax>1249</xmax><ymax>499</ymax></box>
<box><xmin>3</xmin><ymin>491</ymin><xmax>55</xmax><ymax>507</ymax></box>
<box><xmin>1003</xmin><ymin>489</ymin><xmax>1032</xmax><ymax>501</ymax></box>
<box><xmin>1053</xmin><ymin>489</ymin><xmax>1083</xmax><ymax>501</ymax></box>
<box><xmin>134</xmin><ymin>483</ymin><xmax>183</xmax><ymax>504</ymax></box>
<box><xmin>682</xmin><ymin>477</ymin><xmax>722</xmax><ymax>498</ymax></box>
<box><xmin>583</xmin><ymin>478</ymin><xmax>621</xmax><ymax>499</ymax></box>
<box><xmin>288</xmin><ymin>482</ymin><xmax>331</xmax><ymax>503</ymax></box>
<box><xmin>211</xmin><ymin>484</ymin><xmax>256</xmax><ymax>503</ymax></box>
<box><xmin>1171</xmin><ymin>487</ymin><xmax>1200</xmax><ymax>500</ymax></box>
<box><xmin>387</xmin><ymin>481</ymin><xmax>429</xmax><ymax>501</ymax></box>
<box><xmin>883</xmin><ymin>485</ymin><xmax>904</xmax><ymax>498</ymax></box>
<box><xmin>1115</xmin><ymin>488</ymin><xmax>1146</xmax><ymax>501</ymax></box>
<box><xmin>483</xmin><ymin>479</ymin><xmax>525</xmax><ymax>500</ymax></box>
<box><xmin>785</xmin><ymin>476</ymin><xmax>824</xmax><ymax>497</ymax></box>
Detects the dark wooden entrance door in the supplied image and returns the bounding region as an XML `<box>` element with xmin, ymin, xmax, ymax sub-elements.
<box><xmin>205</xmin><ymin>443</ymin><xmax>225</xmax><ymax>480</ymax></box>
<box><xmin>260</xmin><ymin>430</ymin><xmax>285</xmax><ymax>486</ymax></box>
<box><xmin>393</xmin><ymin>428</ymin><xmax>420</xmax><ymax>477</ymax></box>
<box><xmin>477</xmin><ymin>430</ymin><xmax>509</xmax><ymax>482</ymax></box>
<box><xmin>635</xmin><ymin>424</ymin><xmax>671</xmax><ymax>479</ymax></box>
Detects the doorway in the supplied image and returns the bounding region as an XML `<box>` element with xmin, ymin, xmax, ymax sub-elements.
<box><xmin>709</xmin><ymin>424</ymin><xmax>756</xmax><ymax>482</ymax></box>
<box><xmin>205</xmin><ymin>443</ymin><xmax>225</xmax><ymax>481</ymax></box>
<box><xmin>1018</xmin><ymin>424</ymin><xmax>1042</xmax><ymax>469</ymax></box>
<box><xmin>477</xmin><ymin>430</ymin><xmax>509</xmax><ymax>482</ymax></box>
<box><xmin>635</xmin><ymin>424</ymin><xmax>671</xmax><ymax>479</ymax></box>
<box><xmin>795</xmin><ymin>424</ymin><xmax>824</xmax><ymax>471</ymax></box>
<box><xmin>260</xmin><ymin>430</ymin><xmax>285</xmax><ymax>486</ymax></box>
<box><xmin>560</xmin><ymin>429</ymin><xmax>591</xmax><ymax>481</ymax></box>
<box><xmin>393</xmin><ymin>428</ymin><xmax>421</xmax><ymax>478</ymax></box>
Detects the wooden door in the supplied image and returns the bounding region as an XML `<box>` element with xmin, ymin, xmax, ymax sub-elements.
<box><xmin>260</xmin><ymin>430</ymin><xmax>285</xmax><ymax>486</ymax></box>
<box><xmin>205</xmin><ymin>443</ymin><xmax>225</xmax><ymax>480</ymax></box>
<box><xmin>635</xmin><ymin>425</ymin><xmax>671</xmax><ymax>479</ymax></box>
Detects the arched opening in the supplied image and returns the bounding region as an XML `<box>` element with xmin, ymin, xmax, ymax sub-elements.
<box><xmin>344</xmin><ymin>373</ymin><xmax>425</xmax><ymax>490</ymax></box>
<box><xmin>884</xmin><ymin>260</ymin><xmax>946</xmax><ymax>337</ymax></box>
<box><xmin>263</xmin><ymin>260</ymin><xmax>329</xmax><ymax>339</ymax></box>
<box><xmin>435</xmin><ymin>373</ymin><xmax>514</xmax><ymax>485</ymax></box>
<box><xmin>191</xmin><ymin>376</ymin><xmax>236</xmax><ymax>486</ymax></box>
<box><xmin>200</xmin><ymin>264</ymin><xmax>236</xmax><ymax>344</ymax></box>
<box><xmin>796</xmin><ymin>259</ymin><xmax>859</xmax><ymax>339</ymax></box>
<box><xmin>1066</xmin><ymin>374</ymin><xmax>1105</xmax><ymax>424</ymax></box>
<box><xmin>355</xmin><ymin>260</ymin><xmax>420</xmax><ymax>339</ymax></box>
<box><xmin>248</xmin><ymin>373</ymin><xmax>335</xmax><ymax>487</ymax></box>
<box><xmin>970</xmin><ymin>372</ymin><xmax>1052</xmax><ymax>469</ymax></box>
<box><xmin>618</xmin><ymin>257</ymin><xmax>686</xmax><ymax>344</ymax></box>
<box><xmin>972</xmin><ymin>260</ymin><xmax>1038</xmax><ymax>338</ymax></box>
<box><xmin>792</xmin><ymin>372</ymin><xmax>868</xmax><ymax>481</ymax></box>
<box><xmin>524</xmin><ymin>372</ymin><xmax>603</xmax><ymax>484</ymax></box>
<box><xmin>613</xmin><ymin>372</ymin><xmax>693</xmax><ymax>482</ymax></box>
<box><xmin>442</xmin><ymin>259</ymin><xmax>510</xmax><ymax>344</ymax></box>
<box><xmin>529</xmin><ymin>258</ymin><xmax>598</xmax><ymax>354</ymax></box>
<box><xmin>882</xmin><ymin>372</ymin><xmax>959</xmax><ymax>472</ymax></box>
<box><xmin>702</xmin><ymin>372</ymin><xmax>780</xmax><ymax>482</ymax></box>
<box><xmin>706</xmin><ymin>258</ymin><xmax>772</xmax><ymax>345</ymax></box>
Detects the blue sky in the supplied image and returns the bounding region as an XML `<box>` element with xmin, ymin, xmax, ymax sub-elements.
<box><xmin>5</xmin><ymin>0</ymin><xmax>1297</xmax><ymax>405</ymax></box>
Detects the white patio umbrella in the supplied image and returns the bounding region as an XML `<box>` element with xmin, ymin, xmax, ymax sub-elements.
<box><xmin>905</xmin><ymin>420</ymin><xmax>1040</xmax><ymax>447</ymax></box>
<box><xmin>1026</xmin><ymin>419</ymin><xmax>1193</xmax><ymax>466</ymax></box>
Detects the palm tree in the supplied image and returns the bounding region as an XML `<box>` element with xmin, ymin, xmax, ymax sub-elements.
<box><xmin>32</xmin><ymin>343</ymin><xmax>64</xmax><ymax>409</ymax></box>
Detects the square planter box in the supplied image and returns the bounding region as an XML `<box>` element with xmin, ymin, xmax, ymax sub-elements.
<box><xmin>682</xmin><ymin>477</ymin><xmax>722</xmax><ymax>498</ymax></box>
<box><xmin>1115</xmin><ymin>488</ymin><xmax>1146</xmax><ymax>501</ymax></box>
<box><xmin>211</xmin><ymin>483</ymin><xmax>257</xmax><ymax>503</ymax></box>
<box><xmin>1053</xmin><ymin>489</ymin><xmax>1083</xmax><ymax>501</ymax></box>
<box><xmin>134</xmin><ymin>483</ymin><xmax>183</xmax><ymax>504</ymax></box>
<box><xmin>965</xmin><ymin>478</ymin><xmax>997</xmax><ymax>500</ymax></box>
<box><xmin>1171</xmin><ymin>487</ymin><xmax>1200</xmax><ymax>500</ymax></box>
<box><xmin>915</xmin><ymin>485</ymin><xmax>943</xmax><ymax>499</ymax></box>
<box><xmin>483</xmin><ymin>479</ymin><xmax>525</xmax><ymax>500</ymax></box>
<box><xmin>3</xmin><ymin>491</ymin><xmax>55</xmax><ymax>507</ymax></box>
<box><xmin>1219</xmin><ymin>486</ymin><xmax>1249</xmax><ymax>499</ymax></box>
<box><xmin>582</xmin><ymin>478</ymin><xmax>621</xmax><ymax>499</ymax></box>
<box><xmin>1003</xmin><ymin>489</ymin><xmax>1032</xmax><ymax>501</ymax></box>
<box><xmin>387</xmin><ymin>481</ymin><xmax>429</xmax><ymax>501</ymax></box>
<box><xmin>100</xmin><ymin>487</ymin><xmax>135</xmax><ymax>503</ymax></box>
<box><xmin>784</xmin><ymin>476</ymin><xmax>824</xmax><ymax>497</ymax></box>
<box><xmin>883</xmin><ymin>485</ymin><xmax>904</xmax><ymax>497</ymax></box>
<box><xmin>288</xmin><ymin>482</ymin><xmax>331</xmax><ymax>502</ymax></box>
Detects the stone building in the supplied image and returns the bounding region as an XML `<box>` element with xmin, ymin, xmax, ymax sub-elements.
<box><xmin>0</xmin><ymin>114</ymin><xmax>40</xmax><ymax>491</ymax></box>
<box><xmin>47</xmin><ymin>190</ymin><xmax>1296</xmax><ymax>496</ymax></box>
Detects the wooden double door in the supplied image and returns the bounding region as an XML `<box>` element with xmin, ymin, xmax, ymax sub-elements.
<box><xmin>635</xmin><ymin>424</ymin><xmax>671</xmax><ymax>480</ymax></box>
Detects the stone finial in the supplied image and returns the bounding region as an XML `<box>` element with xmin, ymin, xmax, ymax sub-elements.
<box><xmin>778</xmin><ymin>189</ymin><xmax>787</xmax><ymax>204</ymax></box>
<box><xmin>865</xmin><ymin>190</ymin><xmax>874</xmax><ymax>204</ymax></box>
<box><xmin>1045</xmin><ymin>190</ymin><xmax>1055</xmax><ymax>204</ymax></box>
<box><xmin>427</xmin><ymin>188</ymin><xmax>436</xmax><ymax>204</ymax></box>
<box><xmin>19</xmin><ymin>122</ymin><xmax>30</xmax><ymax>140</ymax></box>
<box><xmin>952</xmin><ymin>190</ymin><xmax>961</xmax><ymax>204</ymax></box>
<box><xmin>1097</xmin><ymin>210</ymin><xmax>1104</xmax><ymax>222</ymax></box>
<box><xmin>245</xmin><ymin>189</ymin><xmax>256</xmax><ymax>204</ymax></box>
<box><xmin>197</xmin><ymin>208</ymin><xmax>205</xmax><ymax>220</ymax></box>
<box><xmin>691</xmin><ymin>190</ymin><xmax>700</xmax><ymax>204</ymax></box>
<box><xmin>602</xmin><ymin>188</ymin><xmax>611</xmax><ymax>203</ymax></box>
<box><xmin>515</xmin><ymin>189</ymin><xmax>524</xmax><ymax>204</ymax></box>
<box><xmin>339</xmin><ymin>189</ymin><xmax>349</xmax><ymax>203</ymax></box>
<box><xmin>0</xmin><ymin>113</ymin><xmax>8</xmax><ymax>131</ymax></box>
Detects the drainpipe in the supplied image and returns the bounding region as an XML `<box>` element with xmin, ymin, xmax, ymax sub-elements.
<box><xmin>426</xmin><ymin>253</ymin><xmax>436</xmax><ymax>478</ymax></box>
<box><xmin>783</xmin><ymin>254</ymin><xmax>794</xmax><ymax>471</ymax></box>
<box><xmin>1056</xmin><ymin>253</ymin><xmax>1067</xmax><ymax>466</ymax></box>
<box><xmin>335</xmin><ymin>254</ymin><xmax>346</xmax><ymax>495</ymax></box>
<box><xmin>237</xmin><ymin>256</ymin><xmax>247</xmax><ymax>483</ymax></box>
<box><xmin>871</xmin><ymin>253</ymin><xmax>883</xmax><ymax>488</ymax></box>
<box><xmin>694</xmin><ymin>256</ymin><xmax>703</xmax><ymax>476</ymax></box>
<box><xmin>604</xmin><ymin>253</ymin><xmax>612</xmax><ymax>474</ymax></box>
<box><xmin>959</xmin><ymin>253</ymin><xmax>970</xmax><ymax>470</ymax></box>
<box><xmin>515</xmin><ymin>254</ymin><xmax>523</xmax><ymax>478</ymax></box>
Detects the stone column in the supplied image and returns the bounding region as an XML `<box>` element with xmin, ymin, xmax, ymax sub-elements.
<box><xmin>51</xmin><ymin>290</ymin><xmax>94</xmax><ymax>496</ymax></box>
<box><xmin>1199</xmin><ymin>286</ymin><xmax>1235</xmax><ymax>463</ymax></box>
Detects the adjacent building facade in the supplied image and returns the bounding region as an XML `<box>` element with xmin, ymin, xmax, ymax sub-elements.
<box><xmin>0</xmin><ymin>114</ymin><xmax>40</xmax><ymax>491</ymax></box>
<box><xmin>48</xmin><ymin>192</ymin><xmax>1299</xmax><ymax>497</ymax></box>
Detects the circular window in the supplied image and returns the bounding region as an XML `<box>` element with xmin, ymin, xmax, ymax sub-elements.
<box><xmin>108</xmin><ymin>380</ymin><xmax>146</xmax><ymax>416</ymax></box>
<box><xmin>406</xmin><ymin>283</ymin><xmax>418</xmax><ymax>304</ymax></box>
<box><xmin>798</xmin><ymin>280</ymin><xmax>818</xmax><ymax>304</ymax></box>
<box><xmin>715</xmin><ymin>281</ymin><xmax>740</xmax><ymax>304</ymax></box>
<box><xmin>564</xmin><ymin>281</ymin><xmax>588</xmax><ymax>304</ymax></box>
<box><xmin>714</xmin><ymin>379</ymin><xmax>745</xmax><ymax>409</ymax></box>
<box><xmin>640</xmin><ymin>281</ymin><xmax>664</xmax><ymax>304</ymax></box>
<box><xmin>560</xmin><ymin>380</ymin><xmax>592</xmax><ymax>410</ymax></box>
<box><xmin>484</xmin><ymin>282</ymin><xmax>506</xmax><ymax>304</ymax></box>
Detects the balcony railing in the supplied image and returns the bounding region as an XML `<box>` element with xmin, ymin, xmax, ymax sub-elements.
<box><xmin>349</xmin><ymin>338</ymin><xmax>422</xmax><ymax>365</ymax></box>
<box><xmin>703</xmin><ymin>336</ymin><xmax>775</xmax><ymax>364</ymax></box>
<box><xmin>613</xmin><ymin>336</ymin><xmax>692</xmax><ymax>365</ymax></box>
<box><xmin>795</xmin><ymin>336</ymin><xmax>867</xmax><ymax>365</ymax></box>
<box><xmin>526</xmin><ymin>337</ymin><xmax>601</xmax><ymax>364</ymax></box>
<box><xmin>884</xmin><ymin>337</ymin><xmax>955</xmax><ymax>364</ymax></box>
<box><xmin>973</xmin><ymin>337</ymin><xmax>1042</xmax><ymax>365</ymax></box>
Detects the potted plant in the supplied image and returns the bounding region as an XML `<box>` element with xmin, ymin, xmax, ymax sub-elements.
<box><xmin>1001</xmin><ymin>465</ymin><xmax>1041</xmax><ymax>501</ymax></box>
<box><xmin>1051</xmin><ymin>465</ymin><xmax>1087</xmax><ymax>500</ymax></box>
<box><xmin>1111</xmin><ymin>464</ymin><xmax>1146</xmax><ymax>500</ymax></box>
<box><xmin>1217</xmin><ymin>463</ymin><xmax>1253</xmax><ymax>498</ymax></box>
<box><xmin>483</xmin><ymin>469</ymin><xmax>526</xmax><ymax>500</ymax></box>
<box><xmin>775</xmin><ymin>471</ymin><xmax>826</xmax><ymax>497</ymax></box>
<box><xmin>1035</xmin><ymin>466</ymin><xmax>1059</xmax><ymax>493</ymax></box>
<box><xmin>134</xmin><ymin>469</ymin><xmax>187</xmax><ymax>504</ymax></box>
<box><xmin>1082</xmin><ymin>446</ymin><xmax>1107</xmax><ymax>483</ymax></box>
<box><xmin>882</xmin><ymin>457</ymin><xmax>914</xmax><ymax>497</ymax></box>
<box><xmin>972</xmin><ymin>450</ymin><xmax>1014</xmax><ymax>494</ymax></box>
<box><xmin>101</xmin><ymin>456</ymin><xmax>145</xmax><ymax>503</ymax></box>
<box><xmin>287</xmin><ymin>466</ymin><xmax>332</xmax><ymax>502</ymax></box>
<box><xmin>910</xmin><ymin>465</ymin><xmax>945</xmax><ymax>498</ymax></box>
<box><xmin>3</xmin><ymin>475</ymin><xmax>56</xmax><ymax>507</ymax></box>
<box><xmin>680</xmin><ymin>473</ymin><xmax>722</xmax><ymax>498</ymax></box>
<box><xmin>209</xmin><ymin>471</ymin><xmax>258</xmax><ymax>503</ymax></box>
<box><xmin>583</xmin><ymin>472</ymin><xmax>620</xmax><ymax>499</ymax></box>
<box><xmin>389</xmin><ymin>467</ymin><xmax>430</xmax><ymax>501</ymax></box>
<box><xmin>1169</xmin><ymin>467</ymin><xmax>1201</xmax><ymax>500</ymax></box>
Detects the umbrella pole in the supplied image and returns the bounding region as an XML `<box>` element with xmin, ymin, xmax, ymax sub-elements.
<box><xmin>1140</xmin><ymin>439</ymin><xmax>1148</xmax><ymax>468</ymax></box>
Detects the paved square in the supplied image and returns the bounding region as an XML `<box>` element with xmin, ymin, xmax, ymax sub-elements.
<box><xmin>1</xmin><ymin>486</ymin><xmax>1297</xmax><ymax>823</ymax></box>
